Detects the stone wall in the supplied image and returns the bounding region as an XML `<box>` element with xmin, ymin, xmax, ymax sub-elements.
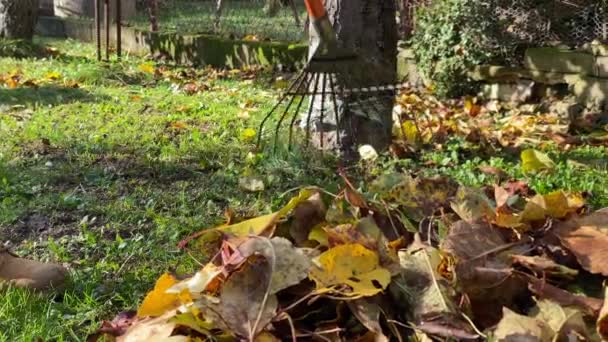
<box><xmin>36</xmin><ymin>16</ymin><xmax>308</xmax><ymax>70</ymax></box>
<box><xmin>398</xmin><ymin>43</ymin><xmax>608</xmax><ymax>108</ymax></box>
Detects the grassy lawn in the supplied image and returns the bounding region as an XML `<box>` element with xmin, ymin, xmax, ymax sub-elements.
<box><xmin>128</xmin><ymin>0</ymin><xmax>307</xmax><ymax>42</ymax></box>
<box><xmin>1</xmin><ymin>37</ymin><xmax>607</xmax><ymax>340</ymax></box>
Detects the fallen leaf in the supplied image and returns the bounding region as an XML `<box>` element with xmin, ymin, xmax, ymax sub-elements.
<box><xmin>527</xmin><ymin>277</ymin><xmax>603</xmax><ymax>317</ymax></box>
<box><xmin>597</xmin><ymin>287</ymin><xmax>608</xmax><ymax>339</ymax></box>
<box><xmin>137</xmin><ymin>273</ymin><xmax>191</xmax><ymax>318</ymax></box>
<box><xmin>237</xmin><ymin>237</ymin><xmax>311</xmax><ymax>294</ymax></box>
<box><xmin>239</xmin><ymin>176</ymin><xmax>265</xmax><ymax>192</ymax></box>
<box><xmin>197</xmin><ymin>188</ymin><xmax>314</xmax><ymax>240</ymax></box>
<box><xmin>289</xmin><ymin>192</ymin><xmax>325</xmax><ymax>245</ymax></box>
<box><xmin>493</xmin><ymin>307</ymin><xmax>553</xmax><ymax>341</ymax></box>
<box><xmin>450</xmin><ymin>186</ymin><xmax>495</xmax><ymax>223</ymax></box>
<box><xmin>531</xmin><ymin>299</ymin><xmax>588</xmax><ymax>340</ymax></box>
<box><xmin>119</xmin><ymin>310</ymin><xmax>183</xmax><ymax>342</ymax></box>
<box><xmin>138</xmin><ymin>63</ymin><xmax>155</xmax><ymax>74</ymax></box>
<box><xmin>555</xmin><ymin>209</ymin><xmax>608</xmax><ymax>276</ymax></box>
<box><xmin>309</xmin><ymin>243</ymin><xmax>391</xmax><ymax>298</ymax></box>
<box><xmin>166</xmin><ymin>264</ymin><xmax>223</xmax><ymax>295</ymax></box>
<box><xmin>347</xmin><ymin>298</ymin><xmax>389</xmax><ymax>341</ymax></box>
<box><xmin>199</xmin><ymin>256</ymin><xmax>278</xmax><ymax>339</ymax></box>
<box><xmin>171</xmin><ymin>312</ymin><xmax>214</xmax><ymax>336</ymax></box>
<box><xmin>377</xmin><ymin>175</ymin><xmax>458</xmax><ymax>221</ymax></box>
<box><xmin>510</xmin><ymin>255</ymin><xmax>578</xmax><ymax>279</ymax></box>
<box><xmin>521</xmin><ymin>149</ymin><xmax>555</xmax><ymax>173</ymax></box>
<box><xmin>241</xmin><ymin>128</ymin><xmax>257</xmax><ymax>141</ymax></box>
<box><xmin>395</xmin><ymin>245</ymin><xmax>458</xmax><ymax>319</ymax></box>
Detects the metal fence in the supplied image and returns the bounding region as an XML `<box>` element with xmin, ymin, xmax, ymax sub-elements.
<box><xmin>398</xmin><ymin>0</ymin><xmax>608</xmax><ymax>46</ymax></box>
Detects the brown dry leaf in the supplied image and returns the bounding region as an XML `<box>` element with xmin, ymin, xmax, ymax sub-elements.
<box><xmin>597</xmin><ymin>287</ymin><xmax>608</xmax><ymax>340</ymax></box>
<box><xmin>347</xmin><ymin>298</ymin><xmax>389</xmax><ymax>342</ymax></box>
<box><xmin>237</xmin><ymin>237</ymin><xmax>311</xmax><ymax>294</ymax></box>
<box><xmin>289</xmin><ymin>192</ymin><xmax>325</xmax><ymax>245</ymax></box>
<box><xmin>309</xmin><ymin>243</ymin><xmax>391</xmax><ymax>298</ymax></box>
<box><xmin>528</xmin><ymin>277</ymin><xmax>603</xmax><ymax>318</ymax></box>
<box><xmin>441</xmin><ymin>220</ymin><xmax>506</xmax><ymax>261</ymax></box>
<box><xmin>450</xmin><ymin>186</ymin><xmax>496</xmax><ymax>223</ymax></box>
<box><xmin>200</xmin><ymin>256</ymin><xmax>278</xmax><ymax>339</ymax></box>
<box><xmin>394</xmin><ymin>242</ymin><xmax>458</xmax><ymax>320</ymax></box>
<box><xmin>554</xmin><ymin>209</ymin><xmax>608</xmax><ymax>276</ymax></box>
<box><xmin>376</xmin><ymin>174</ymin><xmax>458</xmax><ymax>221</ymax></box>
<box><xmin>493</xmin><ymin>307</ymin><xmax>553</xmax><ymax>341</ymax></box>
<box><xmin>510</xmin><ymin>255</ymin><xmax>578</xmax><ymax>279</ymax></box>
<box><xmin>137</xmin><ymin>273</ymin><xmax>191</xmax><ymax>318</ymax></box>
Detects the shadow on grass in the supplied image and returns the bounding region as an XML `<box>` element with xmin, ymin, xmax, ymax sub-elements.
<box><xmin>0</xmin><ymin>85</ymin><xmax>105</xmax><ymax>107</ymax></box>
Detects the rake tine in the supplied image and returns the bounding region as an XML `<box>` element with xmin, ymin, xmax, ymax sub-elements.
<box><xmin>257</xmin><ymin>69</ymin><xmax>308</xmax><ymax>147</ymax></box>
<box><xmin>305</xmin><ymin>73</ymin><xmax>321</xmax><ymax>148</ymax></box>
<box><xmin>273</xmin><ymin>72</ymin><xmax>310</xmax><ymax>152</ymax></box>
<box><xmin>327</xmin><ymin>74</ymin><xmax>341</xmax><ymax>147</ymax></box>
<box><xmin>288</xmin><ymin>75</ymin><xmax>312</xmax><ymax>150</ymax></box>
<box><xmin>319</xmin><ymin>74</ymin><xmax>328</xmax><ymax>150</ymax></box>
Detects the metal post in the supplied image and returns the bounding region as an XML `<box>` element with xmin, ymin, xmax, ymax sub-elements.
<box><xmin>116</xmin><ymin>0</ymin><xmax>122</xmax><ymax>59</ymax></box>
<box><xmin>104</xmin><ymin>0</ymin><xmax>110</xmax><ymax>61</ymax></box>
<box><xmin>95</xmin><ymin>0</ymin><xmax>101</xmax><ymax>61</ymax></box>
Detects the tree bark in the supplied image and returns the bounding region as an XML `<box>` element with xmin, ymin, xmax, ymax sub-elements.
<box><xmin>0</xmin><ymin>0</ymin><xmax>39</xmax><ymax>40</ymax></box>
<box><xmin>306</xmin><ymin>0</ymin><xmax>397</xmax><ymax>158</ymax></box>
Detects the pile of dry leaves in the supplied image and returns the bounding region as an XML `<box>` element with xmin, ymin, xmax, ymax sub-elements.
<box><xmin>391</xmin><ymin>90</ymin><xmax>608</xmax><ymax>158</ymax></box>
<box><xmin>91</xmin><ymin>171</ymin><xmax>608</xmax><ymax>341</ymax></box>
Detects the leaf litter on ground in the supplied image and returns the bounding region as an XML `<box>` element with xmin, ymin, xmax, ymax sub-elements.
<box><xmin>91</xmin><ymin>166</ymin><xmax>608</xmax><ymax>341</ymax></box>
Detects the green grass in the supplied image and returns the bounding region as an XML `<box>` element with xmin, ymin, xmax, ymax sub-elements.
<box><xmin>0</xmin><ymin>37</ymin><xmax>336</xmax><ymax>340</ymax></box>
<box><xmin>128</xmin><ymin>0</ymin><xmax>307</xmax><ymax>42</ymax></box>
<box><xmin>1</xmin><ymin>37</ymin><xmax>607</xmax><ymax>340</ymax></box>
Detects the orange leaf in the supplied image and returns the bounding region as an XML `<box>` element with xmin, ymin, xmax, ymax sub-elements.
<box><xmin>137</xmin><ymin>273</ymin><xmax>191</xmax><ymax>317</ymax></box>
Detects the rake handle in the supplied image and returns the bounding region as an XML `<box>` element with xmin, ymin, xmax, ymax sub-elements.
<box><xmin>304</xmin><ymin>0</ymin><xmax>326</xmax><ymax>20</ymax></box>
<box><xmin>304</xmin><ymin>0</ymin><xmax>337</xmax><ymax>51</ymax></box>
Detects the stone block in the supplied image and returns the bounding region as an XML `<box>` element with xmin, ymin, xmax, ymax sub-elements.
<box><xmin>468</xmin><ymin>65</ymin><xmax>531</xmax><ymax>82</ymax></box>
<box><xmin>524</xmin><ymin>48</ymin><xmax>595</xmax><ymax>75</ymax></box>
<box><xmin>591</xmin><ymin>44</ymin><xmax>608</xmax><ymax>56</ymax></box>
<box><xmin>481</xmin><ymin>81</ymin><xmax>535</xmax><ymax>103</ymax></box>
<box><xmin>569</xmin><ymin>76</ymin><xmax>608</xmax><ymax>107</ymax></box>
<box><xmin>594</xmin><ymin>56</ymin><xmax>608</xmax><ymax>78</ymax></box>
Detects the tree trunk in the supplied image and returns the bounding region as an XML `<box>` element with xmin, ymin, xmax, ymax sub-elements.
<box><xmin>306</xmin><ymin>0</ymin><xmax>397</xmax><ymax>157</ymax></box>
<box><xmin>0</xmin><ymin>0</ymin><xmax>39</xmax><ymax>40</ymax></box>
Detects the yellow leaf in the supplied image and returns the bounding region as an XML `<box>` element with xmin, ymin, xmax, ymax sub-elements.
<box><xmin>137</xmin><ymin>273</ymin><xmax>191</xmax><ymax>317</ymax></box>
<box><xmin>543</xmin><ymin>191</ymin><xmax>584</xmax><ymax>219</ymax></box>
<box><xmin>215</xmin><ymin>188</ymin><xmax>314</xmax><ymax>237</ymax></box>
<box><xmin>494</xmin><ymin>211</ymin><xmax>527</xmax><ymax>230</ymax></box>
<box><xmin>521</xmin><ymin>149</ymin><xmax>555</xmax><ymax>173</ymax></box>
<box><xmin>309</xmin><ymin>244</ymin><xmax>391</xmax><ymax>298</ymax></box>
<box><xmin>241</xmin><ymin>128</ymin><xmax>256</xmax><ymax>141</ymax></box>
<box><xmin>45</xmin><ymin>71</ymin><xmax>61</xmax><ymax>81</ymax></box>
<box><xmin>138</xmin><ymin>63</ymin><xmax>155</xmax><ymax>74</ymax></box>
<box><xmin>308</xmin><ymin>225</ymin><xmax>329</xmax><ymax>246</ymax></box>
<box><xmin>170</xmin><ymin>121</ymin><xmax>188</xmax><ymax>130</ymax></box>
<box><xmin>243</xmin><ymin>34</ymin><xmax>259</xmax><ymax>41</ymax></box>
<box><xmin>400</xmin><ymin>120</ymin><xmax>420</xmax><ymax>145</ymax></box>
<box><xmin>520</xmin><ymin>191</ymin><xmax>584</xmax><ymax>223</ymax></box>
<box><xmin>171</xmin><ymin>312</ymin><xmax>214</xmax><ymax>336</ymax></box>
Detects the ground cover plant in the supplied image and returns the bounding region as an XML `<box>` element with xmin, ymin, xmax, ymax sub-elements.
<box><xmin>1</xmin><ymin>37</ymin><xmax>608</xmax><ymax>341</ymax></box>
